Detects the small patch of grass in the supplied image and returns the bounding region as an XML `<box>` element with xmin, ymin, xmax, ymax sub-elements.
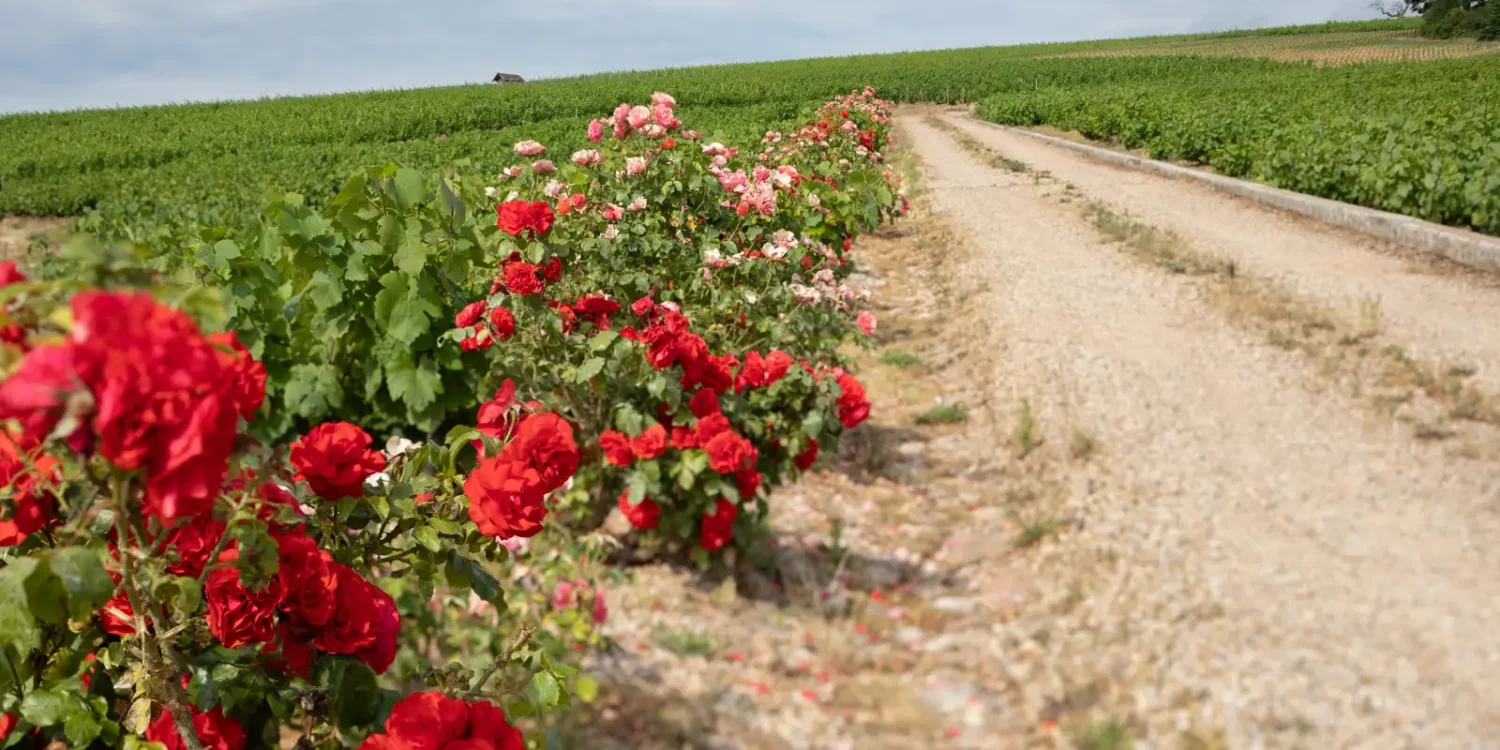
<box><xmin>916</xmin><ymin>403</ymin><xmax>968</xmax><ymax>425</ymax></box>
<box><xmin>879</xmin><ymin>348</ymin><xmax>921</xmax><ymax>368</ymax></box>
<box><xmin>1069</xmin><ymin>429</ymin><xmax>1097</xmax><ymax>460</ymax></box>
<box><xmin>1015</xmin><ymin>398</ymin><xmax>1041</xmax><ymax>458</ymax></box>
<box><xmin>1012</xmin><ymin>512</ymin><xmax>1064</xmax><ymax>548</ymax></box>
<box><xmin>1076</xmin><ymin>720</ymin><xmax>1131</xmax><ymax>750</ymax></box>
<box><xmin>654</xmin><ymin>631</ymin><xmax>713</xmax><ymax>658</ymax></box>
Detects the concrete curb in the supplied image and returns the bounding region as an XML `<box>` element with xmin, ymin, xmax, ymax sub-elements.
<box><xmin>968</xmin><ymin>119</ymin><xmax>1500</xmax><ymax>273</ymax></box>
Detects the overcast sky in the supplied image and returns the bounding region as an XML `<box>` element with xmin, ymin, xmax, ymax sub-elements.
<box><xmin>0</xmin><ymin>0</ymin><xmax>1381</xmax><ymax>114</ymax></box>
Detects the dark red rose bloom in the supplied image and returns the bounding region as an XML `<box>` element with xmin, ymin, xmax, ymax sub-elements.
<box><xmin>275</xmin><ymin>529</ymin><xmax>338</xmax><ymax>627</ymax></box>
<box><xmin>599</xmin><ymin>430</ymin><xmax>634</xmax><ymax>467</ymax></box>
<box><xmin>631</xmin><ymin>295</ymin><xmax>656</xmax><ymax>318</ymax></box>
<box><xmin>146</xmin><ymin>705</ymin><xmax>246</xmax><ymax>750</ymax></box>
<box><xmin>290</xmin><ymin>422</ymin><xmax>386</xmax><ymax>501</ymax></box>
<box><xmin>688</xmin><ymin>389</ymin><xmax>720</xmax><ymax>418</ymax></box>
<box><xmin>704</xmin><ymin>430</ymin><xmax>754</xmax><ymax>474</ymax></box>
<box><xmin>736</xmin><ymin>350</ymin><xmax>795</xmax><ymax>393</ymax></box>
<box><xmin>619</xmin><ymin>325</ymin><xmax>641</xmax><ymax>341</ymax></box>
<box><xmin>0</xmin><ymin>713</ymin><xmax>15</xmax><ymax>741</ymax></box>
<box><xmin>495</xmin><ymin>200</ymin><xmax>555</xmax><ymax>239</ymax></box>
<box><xmin>552</xmin><ymin>302</ymin><xmax>576</xmax><ymax>334</ymax></box>
<box><xmin>503</xmin><ymin>413</ymin><xmax>579</xmax><ymax>495</ymax></box>
<box><xmin>735</xmin><ymin>467</ymin><xmax>761</xmax><ymax>499</ymax></box>
<box><xmin>315</xmin><ymin>564</ymin><xmax>400</xmax><ymax>674</ymax></box>
<box><xmin>502</xmin><ymin>262</ymin><xmax>544</xmax><ymax>296</ymax></box>
<box><xmin>699</xmin><ymin>499</ymin><xmax>738</xmax><ymax>552</ymax></box>
<box><xmin>630</xmin><ymin>424</ymin><xmax>667</xmax><ymax>460</ymax></box>
<box><xmin>617</xmin><ymin>491</ymin><xmax>661</xmax><ymax>530</ymax></box>
<box><xmin>455</xmin><ymin>301</ymin><xmax>487</xmax><ymax>328</ymax></box>
<box><xmin>0</xmin><ymin>261</ymin><xmax>26</xmax><ymax>287</ymax></box>
<box><xmin>274</xmin><ymin>619</ymin><xmax>316</xmax><ymax>678</ymax></box>
<box><xmin>209</xmin><ymin>331</ymin><xmax>267</xmax><ymax>420</ymax></box>
<box><xmin>357</xmin><ymin>693</ymin><xmax>523</xmax><ymax>750</ymax></box>
<box><xmin>0</xmin><ymin>430</ymin><xmax>57</xmax><ymax>547</ymax></box>
<box><xmin>669</xmin><ymin>426</ymin><xmax>698</xmax><ymax>450</ymax></box>
<box><xmin>465</xmin><ymin>456</ymin><xmax>546</xmax><ymax>539</ymax></box>
<box><xmin>489</xmin><ymin>306</ymin><xmax>516</xmax><ymax>340</ymax></box>
<box><xmin>764</xmin><ymin>350</ymin><xmax>793</xmax><ymax>383</ymax></box>
<box><xmin>700</xmin><ymin>353</ymin><xmax>738</xmax><ymax>394</ymax></box>
<box><xmin>575</xmin><ymin>294</ymin><xmax>621</xmax><ymax>330</ymax></box>
<box><xmin>161</xmin><ymin>516</ymin><xmax>226</xmax><ymax>578</ymax></box>
<box><xmin>540</xmin><ymin>256</ymin><xmax>563</xmax><ymax>283</ymax></box>
<box><xmin>205</xmin><ymin>549</ymin><xmax>284</xmax><ymax>649</ymax></box>
<box><xmin>694</xmin><ymin>413</ymin><xmax>732</xmax><ymax>445</ymax></box>
<box><xmin>0</xmin><ymin>292</ymin><xmax>254</xmax><ymax>521</ymax></box>
<box><xmin>99</xmin><ymin>591</ymin><xmax>137</xmax><ymax>636</ymax></box>
<box><xmin>836</xmin><ymin>373</ymin><xmax>871</xmax><ymax>428</ymax></box>
<box><xmin>794</xmin><ymin>439</ymin><xmax>819</xmax><ymax>471</ymax></box>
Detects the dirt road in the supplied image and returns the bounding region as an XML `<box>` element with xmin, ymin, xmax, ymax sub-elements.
<box><xmin>893</xmin><ymin>111</ymin><xmax>1500</xmax><ymax>749</ymax></box>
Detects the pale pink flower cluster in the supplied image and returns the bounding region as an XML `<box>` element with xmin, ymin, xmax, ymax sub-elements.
<box><xmin>572</xmin><ymin>149</ymin><xmax>604</xmax><ymax>166</ymax></box>
<box><xmin>600</xmin><ymin>203</ymin><xmax>624</xmax><ymax>221</ymax></box>
<box><xmin>702</xmin><ymin>142</ymin><xmax>736</xmax><ymax>157</ymax></box>
<box><xmin>626</xmin><ymin>196</ymin><xmax>648</xmax><ymax>212</ymax></box>
<box><xmin>601</xmin><ymin>224</ymin><xmax>620</xmax><ymax>240</ymax></box>
<box><xmin>532</xmin><ymin>159</ymin><xmax>557</xmax><ymax>174</ymax></box>
<box><xmin>514</xmin><ymin>140</ymin><xmax>546</xmax><ymax>156</ymax></box>
<box><xmin>543</xmin><ymin>179</ymin><xmax>568</xmax><ymax>199</ymax></box>
<box><xmin>625</xmin><ymin>156</ymin><xmax>648</xmax><ymax>176</ymax></box>
<box><xmin>789</xmin><ymin>270</ymin><xmax>859</xmax><ymax>310</ymax></box>
<box><xmin>598</xmin><ymin>92</ymin><xmax>682</xmax><ymax>141</ymax></box>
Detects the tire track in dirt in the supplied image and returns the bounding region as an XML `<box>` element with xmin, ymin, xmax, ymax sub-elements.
<box><xmin>899</xmin><ymin>112</ymin><xmax>1500</xmax><ymax>750</ymax></box>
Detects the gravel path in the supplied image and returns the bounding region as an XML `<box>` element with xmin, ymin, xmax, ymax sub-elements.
<box><xmin>900</xmin><ymin>113</ymin><xmax>1500</xmax><ymax>750</ymax></box>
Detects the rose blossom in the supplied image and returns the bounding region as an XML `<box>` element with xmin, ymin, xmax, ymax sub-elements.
<box><xmin>531</xmin><ymin>159</ymin><xmax>556</xmax><ymax>175</ymax></box>
<box><xmin>513</xmin><ymin>140</ymin><xmax>545</xmax><ymax>156</ymax></box>
<box><xmin>571</xmin><ymin>149</ymin><xmax>604</xmax><ymax>166</ymax></box>
<box><xmin>625</xmin><ymin>156</ymin><xmax>647</xmax><ymax>176</ymax></box>
<box><xmin>699</xmin><ymin>499</ymin><xmax>738</xmax><ymax>552</ymax></box>
<box><xmin>858</xmin><ymin>311</ymin><xmax>877</xmax><ymax>335</ymax></box>
<box><xmin>587</xmin><ymin>118</ymin><xmax>604</xmax><ymax>143</ymax></box>
<box><xmin>290</xmin><ymin>422</ymin><xmax>386</xmax><ymax>500</ymax></box>
<box><xmin>626</xmin><ymin>196</ymin><xmax>647</xmax><ymax>212</ymax></box>
<box><xmin>627</xmin><ymin>105</ymin><xmax>651</xmax><ymax>129</ymax></box>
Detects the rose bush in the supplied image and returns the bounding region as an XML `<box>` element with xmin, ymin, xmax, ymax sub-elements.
<box><xmin>0</xmin><ymin>260</ymin><xmax>586</xmax><ymax>749</ymax></box>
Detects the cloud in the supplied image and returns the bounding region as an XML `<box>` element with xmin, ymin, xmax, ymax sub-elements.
<box><xmin>0</xmin><ymin>0</ymin><xmax>1383</xmax><ymax>114</ymax></box>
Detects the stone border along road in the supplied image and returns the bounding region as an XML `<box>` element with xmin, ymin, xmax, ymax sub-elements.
<box><xmin>900</xmin><ymin>111</ymin><xmax>1500</xmax><ymax>750</ymax></box>
<box><xmin>965</xmin><ymin>115</ymin><xmax>1500</xmax><ymax>274</ymax></box>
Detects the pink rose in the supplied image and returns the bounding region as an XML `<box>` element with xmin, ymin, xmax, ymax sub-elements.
<box><xmin>858</xmin><ymin>311</ymin><xmax>877</xmax><ymax>335</ymax></box>
<box><xmin>571</xmin><ymin>149</ymin><xmax>603</xmax><ymax>166</ymax></box>
<box><xmin>626</xmin><ymin>197</ymin><xmax>647</xmax><ymax>212</ymax></box>
<box><xmin>587</xmin><ymin>119</ymin><xmax>604</xmax><ymax>143</ymax></box>
<box><xmin>514</xmin><ymin>140</ymin><xmax>545</xmax><ymax>156</ymax></box>
<box><xmin>531</xmin><ymin>159</ymin><xmax>556</xmax><ymax>174</ymax></box>
<box><xmin>651</xmin><ymin>92</ymin><xmax>676</xmax><ymax>107</ymax></box>
<box><xmin>627</xmin><ymin>105</ymin><xmax>651</xmax><ymax>129</ymax></box>
<box><xmin>625</xmin><ymin>157</ymin><xmax>647</xmax><ymax>176</ymax></box>
<box><xmin>601</xmin><ymin>203</ymin><xmax>624</xmax><ymax>221</ymax></box>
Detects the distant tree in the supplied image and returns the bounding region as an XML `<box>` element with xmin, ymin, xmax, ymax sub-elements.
<box><xmin>1404</xmin><ymin>0</ymin><xmax>1487</xmax><ymax>11</ymax></box>
<box><xmin>1370</xmin><ymin>1</ymin><xmax>1410</xmax><ymax>16</ymax></box>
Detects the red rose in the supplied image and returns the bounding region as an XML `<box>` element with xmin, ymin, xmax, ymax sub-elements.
<box><xmin>599</xmin><ymin>430</ymin><xmax>634</xmax><ymax>467</ymax></box>
<box><xmin>209</xmin><ymin>331</ymin><xmax>267</xmax><ymax>420</ymax></box>
<box><xmin>475</xmin><ymin>380</ymin><xmax>518</xmax><ymax>441</ymax></box>
<box><xmin>669</xmin><ymin>426</ymin><xmax>698</xmax><ymax>450</ymax></box>
<box><xmin>735</xmin><ymin>467</ymin><xmax>761</xmax><ymax>499</ymax></box>
<box><xmin>489</xmin><ymin>306</ymin><xmax>516</xmax><ymax>340</ymax></box>
<box><xmin>455</xmin><ymin>301</ymin><xmax>486</xmax><ymax>328</ymax></box>
<box><xmin>575</xmin><ymin>294</ymin><xmax>621</xmax><ymax>330</ymax></box>
<box><xmin>631</xmin><ymin>295</ymin><xmax>656</xmax><ymax>318</ymax></box>
<box><xmin>502</xmin><ymin>262</ymin><xmax>543</xmax><ymax>296</ymax></box>
<box><xmin>764</xmin><ymin>350</ymin><xmax>793</xmax><ymax>383</ymax></box>
<box><xmin>617</xmin><ymin>492</ymin><xmax>661</xmax><ymax>530</ymax></box>
<box><xmin>290</xmin><ymin>422</ymin><xmax>386</xmax><ymax>500</ymax></box>
<box><xmin>0</xmin><ymin>261</ymin><xmax>25</xmax><ymax>287</ymax></box>
<box><xmin>699</xmin><ymin>499</ymin><xmax>738</xmax><ymax>552</ymax></box>
<box><xmin>694</xmin><ymin>413</ymin><xmax>732</xmax><ymax>445</ymax></box>
<box><xmin>464</xmin><ymin>700</ymin><xmax>526</xmax><ymax>750</ymax></box>
<box><xmin>700</xmin><ymin>353</ymin><xmax>738</xmax><ymax>394</ymax></box>
<box><xmin>358</xmin><ymin>693</ymin><xmax>522</xmax><ymax>750</ymax></box>
<box><xmin>160</xmin><ymin>516</ymin><xmax>226</xmax><ymax>578</ymax></box>
<box><xmin>495</xmin><ymin>200</ymin><xmax>555</xmax><ymax>238</ymax></box>
<box><xmin>703</xmin><ymin>430</ymin><xmax>753</xmax><ymax>474</ymax></box>
<box><xmin>631</xmin><ymin>424</ymin><xmax>667</xmax><ymax>460</ymax></box>
<box><xmin>100</xmin><ymin>592</ymin><xmax>137</xmax><ymax>636</ymax></box>
<box><xmin>465</xmin><ymin>456</ymin><xmax>546</xmax><ymax>539</ymax></box>
<box><xmin>315</xmin><ymin>564</ymin><xmax>401</xmax><ymax>674</ymax></box>
<box><xmin>0</xmin><ymin>713</ymin><xmax>15</xmax><ymax>741</ymax></box>
<box><xmin>0</xmin><ymin>430</ymin><xmax>56</xmax><ymax>547</ymax></box>
<box><xmin>835</xmin><ymin>373</ymin><xmax>871</xmax><ymax>428</ymax></box>
<box><xmin>275</xmin><ymin>529</ymin><xmax>338</xmax><ymax>627</ymax></box>
<box><xmin>794</xmin><ymin>439</ymin><xmax>819</xmax><ymax>471</ymax></box>
<box><xmin>146</xmin><ymin>706</ymin><xmax>246</xmax><ymax>750</ymax></box>
<box><xmin>553</xmin><ymin>302</ymin><xmax>576</xmax><ymax>334</ymax></box>
<box><xmin>503</xmin><ymin>413</ymin><xmax>579</xmax><ymax>495</ymax></box>
<box><xmin>205</xmin><ymin>549</ymin><xmax>284</xmax><ymax>649</ymax></box>
<box><xmin>540</xmin><ymin>256</ymin><xmax>563</xmax><ymax>283</ymax></box>
<box><xmin>272</xmin><ymin>619</ymin><xmax>316</xmax><ymax>677</ymax></box>
<box><xmin>688</xmin><ymin>389</ymin><xmax>720</xmax><ymax>418</ymax></box>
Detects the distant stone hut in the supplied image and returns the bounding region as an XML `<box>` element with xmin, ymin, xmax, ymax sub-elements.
<box><xmin>492</xmin><ymin>73</ymin><xmax>525</xmax><ymax>84</ymax></box>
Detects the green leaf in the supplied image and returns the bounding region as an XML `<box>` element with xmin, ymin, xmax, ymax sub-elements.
<box><xmin>64</xmin><ymin>710</ymin><xmax>103</xmax><ymax>746</ymax></box>
<box><xmin>393</xmin><ymin>236</ymin><xmax>427</xmax><ymax>276</ymax></box>
<box><xmin>526</xmin><ymin>671</ymin><xmax>561</xmax><ymax>710</ymax></box>
<box><xmin>319</xmin><ymin>657</ymin><xmax>380</xmax><ymax>729</ymax></box>
<box><xmin>385</xmin><ymin>354</ymin><xmax>441</xmax><ymax>412</ymax></box>
<box><xmin>801</xmin><ymin>412</ymin><xmax>825</xmax><ymax>438</ymax></box>
<box><xmin>392</xmin><ymin>168</ymin><xmax>427</xmax><ymax>211</ymax></box>
<box><xmin>20</xmin><ymin>688</ymin><xmax>73</xmax><ymax>726</ymax></box>
<box><xmin>575</xmin><ymin>357</ymin><xmax>606</xmax><ymax>383</ymax></box>
<box><xmin>48</xmin><ymin>547</ymin><xmax>113</xmax><ymax>622</ymax></box>
<box><xmin>574</xmin><ymin>675</ymin><xmax>599</xmax><ymax>703</ymax></box>
<box><xmin>283</xmin><ymin>363</ymin><xmax>345</xmax><ymax>420</ymax></box>
<box><xmin>212</xmin><ymin>239</ymin><xmax>242</xmax><ymax>263</ymax></box>
<box><xmin>307</xmin><ymin>270</ymin><xmax>344</xmax><ymax>310</ymax></box>
<box><xmin>413</xmin><ymin>525</ymin><xmax>442</xmax><ymax>553</ymax></box>
<box><xmin>22</xmin><ymin>561</ymin><xmax>68</xmax><ymax>625</ymax></box>
<box><xmin>466</xmin><ymin>559</ymin><xmax>503</xmax><ymax>605</ymax></box>
<box><xmin>590</xmin><ymin>331</ymin><xmax>619</xmax><ymax>351</ymax></box>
